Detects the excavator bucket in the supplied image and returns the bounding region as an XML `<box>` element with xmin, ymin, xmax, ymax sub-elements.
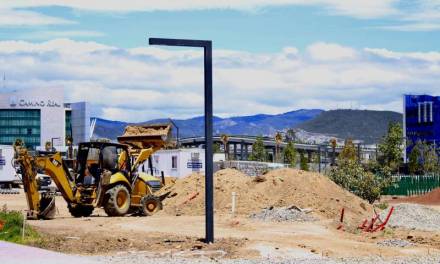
<box><xmin>117</xmin><ymin>124</ymin><xmax>172</xmax><ymax>151</ymax></box>
<box><xmin>38</xmin><ymin>193</ymin><xmax>56</xmax><ymax>220</ymax></box>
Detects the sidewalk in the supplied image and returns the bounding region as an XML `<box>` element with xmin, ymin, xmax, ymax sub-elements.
<box><xmin>0</xmin><ymin>241</ymin><xmax>99</xmax><ymax>264</ymax></box>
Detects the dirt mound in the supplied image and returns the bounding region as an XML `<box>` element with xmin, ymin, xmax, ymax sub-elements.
<box><xmin>391</xmin><ymin>188</ymin><xmax>440</xmax><ymax>205</ymax></box>
<box><xmin>160</xmin><ymin>168</ymin><xmax>373</xmax><ymax>224</ymax></box>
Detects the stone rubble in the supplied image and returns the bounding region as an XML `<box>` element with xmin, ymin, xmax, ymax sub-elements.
<box><xmin>380</xmin><ymin>203</ymin><xmax>440</xmax><ymax>231</ymax></box>
<box><xmin>249</xmin><ymin>206</ymin><xmax>317</xmax><ymax>222</ymax></box>
<box><xmin>377</xmin><ymin>239</ymin><xmax>413</xmax><ymax>248</ymax></box>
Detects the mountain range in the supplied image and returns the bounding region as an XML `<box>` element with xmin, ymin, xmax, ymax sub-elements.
<box><xmin>92</xmin><ymin>109</ymin><xmax>403</xmax><ymax>144</ymax></box>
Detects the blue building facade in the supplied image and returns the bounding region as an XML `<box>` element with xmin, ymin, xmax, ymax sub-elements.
<box><xmin>404</xmin><ymin>94</ymin><xmax>440</xmax><ymax>161</ymax></box>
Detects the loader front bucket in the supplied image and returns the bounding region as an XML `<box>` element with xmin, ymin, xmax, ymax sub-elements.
<box><xmin>117</xmin><ymin>124</ymin><xmax>172</xmax><ymax>151</ymax></box>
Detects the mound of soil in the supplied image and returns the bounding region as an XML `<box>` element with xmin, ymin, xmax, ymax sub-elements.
<box><xmin>391</xmin><ymin>188</ymin><xmax>440</xmax><ymax>205</ymax></box>
<box><xmin>160</xmin><ymin>168</ymin><xmax>373</xmax><ymax>225</ymax></box>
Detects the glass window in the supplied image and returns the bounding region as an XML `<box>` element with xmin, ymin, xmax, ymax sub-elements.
<box><xmin>0</xmin><ymin>109</ymin><xmax>41</xmax><ymax>150</ymax></box>
<box><xmin>172</xmin><ymin>155</ymin><xmax>178</xmax><ymax>169</ymax></box>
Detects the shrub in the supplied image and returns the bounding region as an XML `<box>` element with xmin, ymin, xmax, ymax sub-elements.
<box><xmin>0</xmin><ymin>206</ymin><xmax>40</xmax><ymax>244</ymax></box>
<box><xmin>329</xmin><ymin>160</ymin><xmax>390</xmax><ymax>204</ymax></box>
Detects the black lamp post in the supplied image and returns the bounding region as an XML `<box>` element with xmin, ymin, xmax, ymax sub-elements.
<box><xmin>149</xmin><ymin>37</ymin><xmax>214</xmax><ymax>243</ymax></box>
<box><xmin>51</xmin><ymin>137</ymin><xmax>60</xmax><ymax>152</ymax></box>
<box><xmin>168</xmin><ymin>118</ymin><xmax>180</xmax><ymax>148</ymax></box>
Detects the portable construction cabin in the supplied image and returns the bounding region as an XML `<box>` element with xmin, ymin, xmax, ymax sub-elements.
<box><xmin>0</xmin><ymin>145</ymin><xmax>20</xmax><ymax>185</ymax></box>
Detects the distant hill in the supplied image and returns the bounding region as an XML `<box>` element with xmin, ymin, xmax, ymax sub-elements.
<box><xmin>295</xmin><ymin>109</ymin><xmax>403</xmax><ymax>144</ymax></box>
<box><xmin>92</xmin><ymin>109</ymin><xmax>323</xmax><ymax>141</ymax></box>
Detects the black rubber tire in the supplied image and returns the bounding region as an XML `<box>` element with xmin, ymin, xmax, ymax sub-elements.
<box><xmin>68</xmin><ymin>204</ymin><xmax>94</xmax><ymax>218</ymax></box>
<box><xmin>104</xmin><ymin>184</ymin><xmax>131</xmax><ymax>217</ymax></box>
<box><xmin>38</xmin><ymin>193</ymin><xmax>56</xmax><ymax>220</ymax></box>
<box><xmin>139</xmin><ymin>195</ymin><xmax>162</xmax><ymax>216</ymax></box>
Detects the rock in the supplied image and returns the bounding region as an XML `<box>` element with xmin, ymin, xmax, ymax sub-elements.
<box><xmin>381</xmin><ymin>204</ymin><xmax>440</xmax><ymax>231</ymax></box>
<box><xmin>249</xmin><ymin>206</ymin><xmax>317</xmax><ymax>222</ymax></box>
<box><xmin>377</xmin><ymin>239</ymin><xmax>413</xmax><ymax>248</ymax></box>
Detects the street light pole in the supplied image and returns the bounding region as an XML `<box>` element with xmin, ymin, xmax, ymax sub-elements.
<box><xmin>149</xmin><ymin>37</ymin><xmax>214</xmax><ymax>243</ymax></box>
<box><xmin>168</xmin><ymin>118</ymin><xmax>180</xmax><ymax>148</ymax></box>
<box><xmin>51</xmin><ymin>137</ymin><xmax>60</xmax><ymax>152</ymax></box>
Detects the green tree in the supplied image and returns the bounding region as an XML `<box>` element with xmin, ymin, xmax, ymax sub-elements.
<box><xmin>300</xmin><ymin>152</ymin><xmax>309</xmax><ymax>171</ymax></box>
<box><xmin>409</xmin><ymin>140</ymin><xmax>440</xmax><ymax>174</ymax></box>
<box><xmin>378</xmin><ymin>122</ymin><xmax>403</xmax><ymax>171</ymax></box>
<box><xmin>221</xmin><ymin>134</ymin><xmax>229</xmax><ymax>161</ymax></box>
<box><xmin>329</xmin><ymin>159</ymin><xmax>389</xmax><ymax>204</ymax></box>
<box><xmin>213</xmin><ymin>143</ymin><xmax>221</xmax><ymax>154</ymax></box>
<box><xmin>423</xmin><ymin>143</ymin><xmax>439</xmax><ymax>173</ymax></box>
<box><xmin>408</xmin><ymin>140</ymin><xmax>422</xmax><ymax>174</ymax></box>
<box><xmin>275</xmin><ymin>132</ymin><xmax>283</xmax><ymax>163</ymax></box>
<box><xmin>283</xmin><ymin>141</ymin><xmax>297</xmax><ymax>167</ymax></box>
<box><xmin>339</xmin><ymin>139</ymin><xmax>357</xmax><ymax>162</ymax></box>
<box><xmin>249</xmin><ymin>136</ymin><xmax>267</xmax><ymax>162</ymax></box>
<box><xmin>330</xmin><ymin>138</ymin><xmax>391</xmax><ymax>203</ymax></box>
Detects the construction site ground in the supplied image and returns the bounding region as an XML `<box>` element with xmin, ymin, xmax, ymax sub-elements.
<box><xmin>2</xmin><ymin>169</ymin><xmax>440</xmax><ymax>263</ymax></box>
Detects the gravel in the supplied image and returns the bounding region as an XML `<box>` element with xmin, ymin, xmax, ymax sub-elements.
<box><xmin>381</xmin><ymin>203</ymin><xmax>440</xmax><ymax>231</ymax></box>
<box><xmin>377</xmin><ymin>239</ymin><xmax>413</xmax><ymax>248</ymax></box>
<box><xmin>93</xmin><ymin>254</ymin><xmax>440</xmax><ymax>264</ymax></box>
<box><xmin>249</xmin><ymin>206</ymin><xmax>317</xmax><ymax>222</ymax></box>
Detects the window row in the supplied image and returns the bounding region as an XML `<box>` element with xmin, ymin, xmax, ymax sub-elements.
<box><xmin>0</xmin><ymin>136</ymin><xmax>40</xmax><ymax>144</ymax></box>
<box><xmin>0</xmin><ymin>110</ymin><xmax>41</xmax><ymax>118</ymax></box>
<box><xmin>0</xmin><ymin>127</ymin><xmax>40</xmax><ymax>135</ymax></box>
<box><xmin>0</xmin><ymin>120</ymin><xmax>40</xmax><ymax>126</ymax></box>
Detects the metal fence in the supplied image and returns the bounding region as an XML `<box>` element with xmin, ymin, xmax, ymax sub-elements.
<box><xmin>383</xmin><ymin>174</ymin><xmax>440</xmax><ymax>196</ymax></box>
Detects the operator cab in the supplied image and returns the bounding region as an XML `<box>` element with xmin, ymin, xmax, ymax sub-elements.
<box><xmin>76</xmin><ymin>142</ymin><xmax>131</xmax><ymax>185</ymax></box>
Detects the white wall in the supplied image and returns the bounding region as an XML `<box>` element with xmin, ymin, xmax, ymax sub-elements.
<box><xmin>145</xmin><ymin>149</ymin><xmax>206</xmax><ymax>178</ymax></box>
<box><xmin>0</xmin><ymin>87</ymin><xmax>65</xmax><ymax>148</ymax></box>
<box><xmin>0</xmin><ymin>145</ymin><xmax>19</xmax><ymax>182</ymax></box>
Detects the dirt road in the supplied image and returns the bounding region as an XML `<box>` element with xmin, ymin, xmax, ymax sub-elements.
<box><xmin>2</xmin><ymin>191</ymin><xmax>439</xmax><ymax>261</ymax></box>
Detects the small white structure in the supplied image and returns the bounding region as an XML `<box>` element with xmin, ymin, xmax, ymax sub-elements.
<box><xmin>0</xmin><ymin>145</ymin><xmax>20</xmax><ymax>184</ymax></box>
<box><xmin>144</xmin><ymin>148</ymin><xmax>206</xmax><ymax>178</ymax></box>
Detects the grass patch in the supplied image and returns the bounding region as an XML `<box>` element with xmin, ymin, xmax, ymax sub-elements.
<box><xmin>0</xmin><ymin>205</ymin><xmax>41</xmax><ymax>245</ymax></box>
<box><xmin>375</xmin><ymin>202</ymin><xmax>389</xmax><ymax>210</ymax></box>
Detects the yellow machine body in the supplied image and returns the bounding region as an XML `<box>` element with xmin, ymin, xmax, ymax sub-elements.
<box><xmin>15</xmin><ymin>124</ymin><xmax>170</xmax><ymax>220</ymax></box>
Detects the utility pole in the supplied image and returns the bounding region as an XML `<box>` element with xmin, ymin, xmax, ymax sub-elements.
<box><xmin>149</xmin><ymin>37</ymin><xmax>214</xmax><ymax>243</ymax></box>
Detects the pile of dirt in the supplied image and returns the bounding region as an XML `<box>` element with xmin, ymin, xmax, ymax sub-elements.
<box><xmin>160</xmin><ymin>168</ymin><xmax>373</xmax><ymax>224</ymax></box>
<box><xmin>391</xmin><ymin>188</ymin><xmax>440</xmax><ymax>205</ymax></box>
<box><xmin>122</xmin><ymin>124</ymin><xmax>171</xmax><ymax>137</ymax></box>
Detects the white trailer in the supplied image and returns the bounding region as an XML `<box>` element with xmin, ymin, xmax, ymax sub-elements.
<box><xmin>143</xmin><ymin>148</ymin><xmax>206</xmax><ymax>179</ymax></box>
<box><xmin>0</xmin><ymin>145</ymin><xmax>21</xmax><ymax>193</ymax></box>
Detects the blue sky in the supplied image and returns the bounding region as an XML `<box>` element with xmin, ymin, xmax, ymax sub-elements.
<box><xmin>1</xmin><ymin>1</ymin><xmax>440</xmax><ymax>121</ymax></box>
<box><xmin>3</xmin><ymin>4</ymin><xmax>440</xmax><ymax>52</ymax></box>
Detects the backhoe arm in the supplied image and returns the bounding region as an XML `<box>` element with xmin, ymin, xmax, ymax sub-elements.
<box><xmin>15</xmin><ymin>147</ymin><xmax>76</xmax><ymax>219</ymax></box>
<box><xmin>35</xmin><ymin>153</ymin><xmax>76</xmax><ymax>203</ymax></box>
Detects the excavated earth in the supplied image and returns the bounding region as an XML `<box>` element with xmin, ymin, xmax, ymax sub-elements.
<box><xmin>160</xmin><ymin>168</ymin><xmax>373</xmax><ymax>226</ymax></box>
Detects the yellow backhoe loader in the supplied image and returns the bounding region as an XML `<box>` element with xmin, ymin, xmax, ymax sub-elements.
<box><xmin>15</xmin><ymin>124</ymin><xmax>171</xmax><ymax>220</ymax></box>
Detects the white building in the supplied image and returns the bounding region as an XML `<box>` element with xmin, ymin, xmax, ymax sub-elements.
<box><xmin>0</xmin><ymin>87</ymin><xmax>90</xmax><ymax>150</ymax></box>
<box><xmin>145</xmin><ymin>149</ymin><xmax>207</xmax><ymax>178</ymax></box>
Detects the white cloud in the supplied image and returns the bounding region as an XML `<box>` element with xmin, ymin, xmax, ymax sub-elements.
<box><xmin>365</xmin><ymin>48</ymin><xmax>440</xmax><ymax>62</ymax></box>
<box><xmin>0</xmin><ymin>7</ymin><xmax>73</xmax><ymax>26</ymax></box>
<box><xmin>379</xmin><ymin>23</ymin><xmax>440</xmax><ymax>31</ymax></box>
<box><xmin>307</xmin><ymin>42</ymin><xmax>357</xmax><ymax>61</ymax></box>
<box><xmin>20</xmin><ymin>30</ymin><xmax>105</xmax><ymax>40</ymax></box>
<box><xmin>1</xmin><ymin>39</ymin><xmax>439</xmax><ymax>121</ymax></box>
<box><xmin>1</xmin><ymin>0</ymin><xmax>398</xmax><ymax>18</ymax></box>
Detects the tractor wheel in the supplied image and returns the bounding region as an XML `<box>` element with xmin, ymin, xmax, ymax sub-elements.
<box><xmin>38</xmin><ymin>192</ymin><xmax>56</xmax><ymax>220</ymax></box>
<box><xmin>104</xmin><ymin>184</ymin><xmax>131</xmax><ymax>216</ymax></box>
<box><xmin>68</xmin><ymin>204</ymin><xmax>94</xmax><ymax>218</ymax></box>
<box><xmin>139</xmin><ymin>195</ymin><xmax>162</xmax><ymax>216</ymax></box>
